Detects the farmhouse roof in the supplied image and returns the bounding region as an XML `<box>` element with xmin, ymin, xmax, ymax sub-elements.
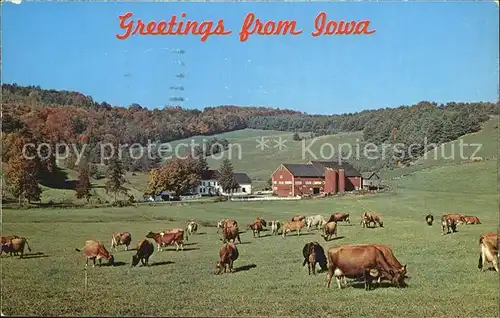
<box><xmin>233</xmin><ymin>172</ymin><xmax>252</xmax><ymax>184</ymax></box>
<box><xmin>201</xmin><ymin>169</ymin><xmax>220</xmax><ymax>180</ymax></box>
<box><xmin>362</xmin><ymin>172</ymin><xmax>380</xmax><ymax>179</ymax></box>
<box><xmin>309</xmin><ymin>161</ymin><xmax>362</xmax><ymax>177</ymax></box>
<box><xmin>282</xmin><ymin>164</ymin><xmax>324</xmax><ymax>178</ymax></box>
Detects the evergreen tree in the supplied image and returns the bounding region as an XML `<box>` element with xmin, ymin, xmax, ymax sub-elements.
<box><xmin>292</xmin><ymin>132</ymin><xmax>300</xmax><ymax>141</ymax></box>
<box><xmin>218</xmin><ymin>159</ymin><xmax>238</xmax><ymax>197</ymax></box>
<box><xmin>75</xmin><ymin>159</ymin><xmax>91</xmax><ymax>202</ymax></box>
<box><xmin>105</xmin><ymin>151</ymin><xmax>128</xmax><ymax>203</ymax></box>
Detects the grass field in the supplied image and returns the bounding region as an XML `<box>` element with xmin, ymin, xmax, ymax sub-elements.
<box><xmin>2</xmin><ymin>159</ymin><xmax>498</xmax><ymax>317</ymax></box>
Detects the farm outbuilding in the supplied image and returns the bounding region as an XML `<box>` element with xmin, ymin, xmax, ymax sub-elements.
<box><xmin>271</xmin><ymin>160</ymin><xmax>363</xmax><ymax>197</ymax></box>
<box><xmin>362</xmin><ymin>172</ymin><xmax>381</xmax><ymax>189</ymax></box>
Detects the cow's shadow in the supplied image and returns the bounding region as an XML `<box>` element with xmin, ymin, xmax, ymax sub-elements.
<box><xmin>19</xmin><ymin>252</ymin><xmax>50</xmax><ymax>259</ymax></box>
<box><xmin>350</xmin><ymin>281</ymin><xmax>396</xmax><ymax>289</ymax></box>
<box><xmin>236</xmin><ymin>242</ymin><xmax>252</xmax><ymax>245</ymax></box>
<box><xmin>321</xmin><ymin>236</ymin><xmax>345</xmax><ymax>242</ymax></box>
<box><xmin>234</xmin><ymin>264</ymin><xmax>257</xmax><ymax>272</ymax></box>
<box><xmin>184</xmin><ymin>242</ymin><xmax>198</xmax><ymax>246</ymax></box>
<box><xmin>149</xmin><ymin>261</ymin><xmax>175</xmax><ymax>267</ymax></box>
<box><xmin>112</xmin><ymin>261</ymin><xmax>127</xmax><ymax>267</ymax></box>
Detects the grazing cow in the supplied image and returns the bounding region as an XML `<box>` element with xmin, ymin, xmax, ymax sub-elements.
<box><xmin>1</xmin><ymin>235</ymin><xmax>20</xmax><ymax>256</ymax></box>
<box><xmin>425</xmin><ymin>214</ymin><xmax>434</xmax><ymax>226</ymax></box>
<box><xmin>302</xmin><ymin>242</ymin><xmax>328</xmax><ymax>274</ymax></box>
<box><xmin>360</xmin><ymin>212</ymin><xmax>384</xmax><ymax>228</ymax></box>
<box><xmin>321</xmin><ymin>221</ymin><xmax>338</xmax><ymax>241</ymax></box>
<box><xmin>1</xmin><ymin>237</ymin><xmax>32</xmax><ymax>258</ymax></box>
<box><xmin>326</xmin><ymin>244</ymin><xmax>406</xmax><ymax>290</ymax></box>
<box><xmin>328</xmin><ymin>212</ymin><xmax>351</xmax><ymax>224</ymax></box>
<box><xmin>221</xmin><ymin>225</ymin><xmax>241</xmax><ymax>244</ymax></box>
<box><xmin>247</xmin><ymin>220</ymin><xmax>263</xmax><ymax>238</ymax></box>
<box><xmin>282</xmin><ymin>219</ymin><xmax>306</xmax><ymax>238</ymax></box>
<box><xmin>349</xmin><ymin>244</ymin><xmax>407</xmax><ymax>283</ymax></box>
<box><xmin>442</xmin><ymin>213</ymin><xmax>463</xmax><ymax>225</ymax></box>
<box><xmin>478</xmin><ymin>233</ymin><xmax>499</xmax><ymax>272</ymax></box>
<box><xmin>306</xmin><ymin>215</ymin><xmax>327</xmax><ymax>231</ymax></box>
<box><xmin>111</xmin><ymin>232</ymin><xmax>132</xmax><ymax>252</ymax></box>
<box><xmin>75</xmin><ymin>240</ymin><xmax>114</xmax><ymax>267</ymax></box>
<box><xmin>146</xmin><ymin>231</ymin><xmax>184</xmax><ymax>251</ymax></box>
<box><xmin>461</xmin><ymin>216</ymin><xmax>481</xmax><ymax>225</ymax></box>
<box><xmin>186</xmin><ymin>221</ymin><xmax>198</xmax><ymax>235</ymax></box>
<box><xmin>441</xmin><ymin>214</ymin><xmax>457</xmax><ymax>235</ymax></box>
<box><xmin>270</xmin><ymin>220</ymin><xmax>281</xmax><ymax>236</ymax></box>
<box><xmin>131</xmin><ymin>239</ymin><xmax>154</xmax><ymax>267</ymax></box>
<box><xmin>215</xmin><ymin>243</ymin><xmax>239</xmax><ymax>274</ymax></box>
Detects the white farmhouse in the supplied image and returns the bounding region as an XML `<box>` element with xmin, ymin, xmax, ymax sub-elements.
<box><xmin>195</xmin><ymin>169</ymin><xmax>252</xmax><ymax>196</ymax></box>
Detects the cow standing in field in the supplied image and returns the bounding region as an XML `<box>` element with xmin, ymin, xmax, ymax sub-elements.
<box><xmin>347</xmin><ymin>244</ymin><xmax>407</xmax><ymax>283</ymax></box>
<box><xmin>321</xmin><ymin>221</ymin><xmax>338</xmax><ymax>241</ymax></box>
<box><xmin>461</xmin><ymin>216</ymin><xmax>481</xmax><ymax>225</ymax></box>
<box><xmin>146</xmin><ymin>231</ymin><xmax>184</xmax><ymax>251</ymax></box>
<box><xmin>1</xmin><ymin>235</ymin><xmax>20</xmax><ymax>256</ymax></box>
<box><xmin>131</xmin><ymin>239</ymin><xmax>154</xmax><ymax>267</ymax></box>
<box><xmin>1</xmin><ymin>237</ymin><xmax>32</xmax><ymax>258</ymax></box>
<box><xmin>161</xmin><ymin>228</ymin><xmax>187</xmax><ymax>242</ymax></box>
<box><xmin>254</xmin><ymin>217</ymin><xmax>267</xmax><ymax>227</ymax></box>
<box><xmin>75</xmin><ymin>240</ymin><xmax>114</xmax><ymax>267</ymax></box>
<box><xmin>221</xmin><ymin>225</ymin><xmax>241</xmax><ymax>244</ymax></box>
<box><xmin>328</xmin><ymin>212</ymin><xmax>350</xmax><ymax>224</ymax></box>
<box><xmin>361</xmin><ymin>212</ymin><xmax>384</xmax><ymax>228</ymax></box>
<box><xmin>425</xmin><ymin>214</ymin><xmax>434</xmax><ymax>226</ymax></box>
<box><xmin>270</xmin><ymin>221</ymin><xmax>281</xmax><ymax>236</ymax></box>
<box><xmin>186</xmin><ymin>221</ymin><xmax>198</xmax><ymax>235</ymax></box>
<box><xmin>441</xmin><ymin>214</ymin><xmax>458</xmax><ymax>235</ymax></box>
<box><xmin>247</xmin><ymin>220</ymin><xmax>263</xmax><ymax>238</ymax></box>
<box><xmin>215</xmin><ymin>243</ymin><xmax>239</xmax><ymax>274</ymax></box>
<box><xmin>478</xmin><ymin>233</ymin><xmax>499</xmax><ymax>272</ymax></box>
<box><xmin>111</xmin><ymin>232</ymin><xmax>132</xmax><ymax>252</ymax></box>
<box><xmin>306</xmin><ymin>215</ymin><xmax>327</xmax><ymax>231</ymax></box>
<box><xmin>302</xmin><ymin>242</ymin><xmax>328</xmax><ymax>275</ymax></box>
<box><xmin>217</xmin><ymin>219</ymin><xmax>238</xmax><ymax>233</ymax></box>
<box><xmin>325</xmin><ymin>244</ymin><xmax>406</xmax><ymax>290</ymax></box>
<box><xmin>282</xmin><ymin>219</ymin><xmax>306</xmax><ymax>238</ymax></box>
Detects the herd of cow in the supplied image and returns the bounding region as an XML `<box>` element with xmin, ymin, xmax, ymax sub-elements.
<box><xmin>1</xmin><ymin>211</ymin><xmax>498</xmax><ymax>291</ymax></box>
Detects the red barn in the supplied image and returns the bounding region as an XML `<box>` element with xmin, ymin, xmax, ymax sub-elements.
<box><xmin>271</xmin><ymin>160</ymin><xmax>363</xmax><ymax>197</ymax></box>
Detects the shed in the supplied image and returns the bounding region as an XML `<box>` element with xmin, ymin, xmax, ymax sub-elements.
<box><xmin>362</xmin><ymin>172</ymin><xmax>381</xmax><ymax>189</ymax></box>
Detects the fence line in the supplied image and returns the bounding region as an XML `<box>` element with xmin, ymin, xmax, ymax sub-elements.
<box><xmin>230</xmin><ymin>196</ymin><xmax>301</xmax><ymax>202</ymax></box>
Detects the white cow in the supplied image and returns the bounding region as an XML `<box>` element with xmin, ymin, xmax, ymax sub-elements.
<box><xmin>270</xmin><ymin>220</ymin><xmax>281</xmax><ymax>236</ymax></box>
<box><xmin>187</xmin><ymin>221</ymin><xmax>198</xmax><ymax>235</ymax></box>
<box><xmin>306</xmin><ymin>215</ymin><xmax>327</xmax><ymax>231</ymax></box>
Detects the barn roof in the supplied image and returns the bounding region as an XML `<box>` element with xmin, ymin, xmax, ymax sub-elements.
<box><xmin>282</xmin><ymin>164</ymin><xmax>324</xmax><ymax>178</ymax></box>
<box><xmin>362</xmin><ymin>172</ymin><xmax>380</xmax><ymax>179</ymax></box>
<box><xmin>233</xmin><ymin>173</ymin><xmax>252</xmax><ymax>184</ymax></box>
<box><xmin>309</xmin><ymin>160</ymin><xmax>362</xmax><ymax>177</ymax></box>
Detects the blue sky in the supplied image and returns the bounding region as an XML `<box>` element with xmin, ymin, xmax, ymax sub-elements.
<box><xmin>2</xmin><ymin>1</ymin><xmax>498</xmax><ymax>115</ymax></box>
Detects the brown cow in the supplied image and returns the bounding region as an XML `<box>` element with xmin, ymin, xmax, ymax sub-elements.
<box><xmin>328</xmin><ymin>212</ymin><xmax>350</xmax><ymax>224</ymax></box>
<box><xmin>478</xmin><ymin>233</ymin><xmax>499</xmax><ymax>272</ymax></box>
<box><xmin>215</xmin><ymin>243</ymin><xmax>239</xmax><ymax>274</ymax></box>
<box><xmin>282</xmin><ymin>219</ymin><xmax>306</xmax><ymax>238</ymax></box>
<box><xmin>326</xmin><ymin>244</ymin><xmax>406</xmax><ymax>290</ymax></box>
<box><xmin>302</xmin><ymin>242</ymin><xmax>328</xmax><ymax>273</ymax></box>
<box><xmin>221</xmin><ymin>225</ymin><xmax>241</xmax><ymax>244</ymax></box>
<box><xmin>307</xmin><ymin>244</ymin><xmax>317</xmax><ymax>275</ymax></box>
<box><xmin>1</xmin><ymin>235</ymin><xmax>20</xmax><ymax>256</ymax></box>
<box><xmin>441</xmin><ymin>214</ymin><xmax>458</xmax><ymax>234</ymax></box>
<box><xmin>161</xmin><ymin>228</ymin><xmax>187</xmax><ymax>242</ymax></box>
<box><xmin>360</xmin><ymin>212</ymin><xmax>383</xmax><ymax>228</ymax></box>
<box><xmin>1</xmin><ymin>237</ymin><xmax>32</xmax><ymax>258</ymax></box>
<box><xmin>111</xmin><ymin>232</ymin><xmax>132</xmax><ymax>252</ymax></box>
<box><xmin>461</xmin><ymin>216</ymin><xmax>481</xmax><ymax>225</ymax></box>
<box><xmin>254</xmin><ymin>217</ymin><xmax>267</xmax><ymax>227</ymax></box>
<box><xmin>247</xmin><ymin>220</ymin><xmax>263</xmax><ymax>238</ymax></box>
<box><xmin>321</xmin><ymin>221</ymin><xmax>338</xmax><ymax>241</ymax></box>
<box><xmin>146</xmin><ymin>231</ymin><xmax>184</xmax><ymax>251</ymax></box>
<box><xmin>292</xmin><ymin>215</ymin><xmax>306</xmax><ymax>222</ymax></box>
<box><xmin>348</xmin><ymin>244</ymin><xmax>407</xmax><ymax>283</ymax></box>
<box><xmin>217</xmin><ymin>219</ymin><xmax>238</xmax><ymax>233</ymax></box>
<box><xmin>75</xmin><ymin>240</ymin><xmax>114</xmax><ymax>267</ymax></box>
<box><xmin>131</xmin><ymin>239</ymin><xmax>154</xmax><ymax>267</ymax></box>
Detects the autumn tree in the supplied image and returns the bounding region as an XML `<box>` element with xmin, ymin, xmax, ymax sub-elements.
<box><xmin>145</xmin><ymin>156</ymin><xmax>200</xmax><ymax>199</ymax></box>
<box><xmin>5</xmin><ymin>133</ymin><xmax>42</xmax><ymax>205</ymax></box>
<box><xmin>75</xmin><ymin>159</ymin><xmax>91</xmax><ymax>202</ymax></box>
<box><xmin>218</xmin><ymin>159</ymin><xmax>238</xmax><ymax>197</ymax></box>
<box><xmin>105</xmin><ymin>151</ymin><xmax>128</xmax><ymax>203</ymax></box>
